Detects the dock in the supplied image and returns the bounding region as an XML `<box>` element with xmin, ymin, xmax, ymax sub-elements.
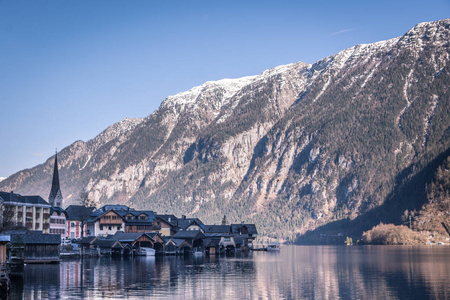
<box><xmin>252</xmin><ymin>245</ymin><xmax>267</xmax><ymax>251</ymax></box>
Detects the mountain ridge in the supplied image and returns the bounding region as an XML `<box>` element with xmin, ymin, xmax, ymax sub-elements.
<box><xmin>2</xmin><ymin>18</ymin><xmax>449</xmax><ymax>241</ymax></box>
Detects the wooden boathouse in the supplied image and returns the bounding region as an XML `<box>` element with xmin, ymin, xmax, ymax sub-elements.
<box><xmin>10</xmin><ymin>232</ymin><xmax>61</xmax><ymax>263</ymax></box>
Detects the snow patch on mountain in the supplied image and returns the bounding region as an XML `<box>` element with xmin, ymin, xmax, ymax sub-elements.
<box><xmin>165</xmin><ymin>75</ymin><xmax>257</xmax><ymax>107</ymax></box>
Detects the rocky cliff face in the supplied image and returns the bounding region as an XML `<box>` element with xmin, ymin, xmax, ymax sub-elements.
<box><xmin>2</xmin><ymin>19</ymin><xmax>449</xmax><ymax>241</ymax></box>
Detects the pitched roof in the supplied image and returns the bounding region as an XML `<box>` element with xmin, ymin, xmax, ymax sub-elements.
<box><xmin>87</xmin><ymin>206</ymin><xmax>156</xmax><ymax>224</ymax></box>
<box><xmin>65</xmin><ymin>205</ymin><xmax>95</xmax><ymax>221</ymax></box>
<box><xmin>10</xmin><ymin>232</ymin><xmax>60</xmax><ymax>245</ymax></box>
<box><xmin>230</xmin><ymin>224</ymin><xmax>258</xmax><ymax>235</ymax></box>
<box><xmin>204</xmin><ymin>225</ymin><xmax>231</xmax><ymax>234</ymax></box>
<box><xmin>86</xmin><ymin>208</ymin><xmax>124</xmax><ymax>223</ymax></box>
<box><xmin>204</xmin><ymin>233</ymin><xmax>233</xmax><ymax>238</ymax></box>
<box><xmin>0</xmin><ymin>191</ymin><xmax>51</xmax><ymax>206</ymax></box>
<box><xmin>156</xmin><ymin>214</ymin><xmax>178</xmax><ymax>226</ymax></box>
<box><xmin>117</xmin><ymin>210</ymin><xmax>156</xmax><ymax>223</ymax></box>
<box><xmin>177</xmin><ymin>218</ymin><xmax>205</xmax><ymax>231</ymax></box>
<box><xmin>173</xmin><ymin>230</ymin><xmax>205</xmax><ymax>240</ymax></box>
<box><xmin>50</xmin><ymin>207</ymin><xmax>68</xmax><ymax>217</ymax></box>
<box><xmin>166</xmin><ymin>238</ymin><xmax>192</xmax><ymax>247</ymax></box>
<box><xmin>106</xmin><ymin>232</ymin><xmax>153</xmax><ymax>243</ymax></box>
<box><xmin>79</xmin><ymin>236</ymin><xmax>98</xmax><ymax>245</ymax></box>
<box><xmin>94</xmin><ymin>239</ymin><xmax>123</xmax><ymax>249</ymax></box>
<box><xmin>98</xmin><ymin>205</ymin><xmax>130</xmax><ymax>212</ymax></box>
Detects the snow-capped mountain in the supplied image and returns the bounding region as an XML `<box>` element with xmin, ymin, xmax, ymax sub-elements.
<box><xmin>2</xmin><ymin>19</ymin><xmax>449</xmax><ymax>241</ymax></box>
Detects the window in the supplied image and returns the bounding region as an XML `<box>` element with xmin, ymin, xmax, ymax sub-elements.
<box><xmin>71</xmin><ymin>222</ymin><xmax>75</xmax><ymax>228</ymax></box>
<box><xmin>100</xmin><ymin>225</ymin><xmax>104</xmax><ymax>231</ymax></box>
<box><xmin>71</xmin><ymin>232</ymin><xmax>75</xmax><ymax>238</ymax></box>
<box><xmin>224</xmin><ymin>237</ymin><xmax>231</xmax><ymax>241</ymax></box>
<box><xmin>108</xmin><ymin>226</ymin><xmax>112</xmax><ymax>230</ymax></box>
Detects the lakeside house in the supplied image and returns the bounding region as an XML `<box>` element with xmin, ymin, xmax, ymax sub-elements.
<box><xmin>118</xmin><ymin>210</ymin><xmax>156</xmax><ymax>233</ymax></box>
<box><xmin>164</xmin><ymin>238</ymin><xmax>192</xmax><ymax>255</ymax></box>
<box><xmin>9</xmin><ymin>231</ymin><xmax>60</xmax><ymax>263</ymax></box>
<box><xmin>231</xmin><ymin>223</ymin><xmax>258</xmax><ymax>249</ymax></box>
<box><xmin>79</xmin><ymin>236</ymin><xmax>99</xmax><ymax>256</ymax></box>
<box><xmin>173</xmin><ymin>230</ymin><xmax>206</xmax><ymax>253</ymax></box>
<box><xmin>107</xmin><ymin>231</ymin><xmax>158</xmax><ymax>255</ymax></box>
<box><xmin>65</xmin><ymin>205</ymin><xmax>95</xmax><ymax>239</ymax></box>
<box><xmin>178</xmin><ymin>216</ymin><xmax>205</xmax><ymax>232</ymax></box>
<box><xmin>93</xmin><ymin>239</ymin><xmax>124</xmax><ymax>256</ymax></box>
<box><xmin>49</xmin><ymin>207</ymin><xmax>68</xmax><ymax>238</ymax></box>
<box><xmin>0</xmin><ymin>191</ymin><xmax>51</xmax><ymax>233</ymax></box>
<box><xmin>154</xmin><ymin>214</ymin><xmax>178</xmax><ymax>236</ymax></box>
<box><xmin>85</xmin><ymin>206</ymin><xmax>126</xmax><ymax>237</ymax></box>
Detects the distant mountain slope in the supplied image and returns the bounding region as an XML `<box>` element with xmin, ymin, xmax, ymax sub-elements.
<box><xmin>2</xmin><ymin>19</ymin><xmax>449</xmax><ymax>242</ymax></box>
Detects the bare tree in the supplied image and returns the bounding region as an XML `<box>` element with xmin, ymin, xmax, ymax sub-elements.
<box><xmin>79</xmin><ymin>192</ymin><xmax>96</xmax><ymax>208</ymax></box>
<box><xmin>0</xmin><ymin>205</ymin><xmax>25</xmax><ymax>232</ymax></box>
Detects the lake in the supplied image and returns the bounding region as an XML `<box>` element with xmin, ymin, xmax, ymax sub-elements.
<box><xmin>8</xmin><ymin>245</ymin><xmax>450</xmax><ymax>299</ymax></box>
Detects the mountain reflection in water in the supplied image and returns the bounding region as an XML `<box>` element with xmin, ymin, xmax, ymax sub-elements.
<box><xmin>9</xmin><ymin>245</ymin><xmax>450</xmax><ymax>299</ymax></box>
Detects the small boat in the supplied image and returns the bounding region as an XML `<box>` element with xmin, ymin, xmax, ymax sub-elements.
<box><xmin>139</xmin><ymin>247</ymin><xmax>155</xmax><ymax>256</ymax></box>
<box><xmin>267</xmin><ymin>243</ymin><xmax>281</xmax><ymax>251</ymax></box>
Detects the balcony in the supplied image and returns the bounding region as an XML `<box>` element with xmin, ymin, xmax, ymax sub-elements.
<box><xmin>43</xmin><ymin>224</ymin><xmax>50</xmax><ymax>229</ymax></box>
<box><xmin>43</xmin><ymin>213</ymin><xmax>50</xmax><ymax>219</ymax></box>
<box><xmin>35</xmin><ymin>223</ymin><xmax>40</xmax><ymax>229</ymax></box>
<box><xmin>17</xmin><ymin>212</ymin><xmax>23</xmax><ymax>217</ymax></box>
<box><xmin>35</xmin><ymin>213</ymin><xmax>40</xmax><ymax>218</ymax></box>
<box><xmin>99</xmin><ymin>220</ymin><xmax>122</xmax><ymax>225</ymax></box>
<box><xmin>25</xmin><ymin>222</ymin><xmax>32</xmax><ymax>228</ymax></box>
<box><xmin>26</xmin><ymin>212</ymin><xmax>33</xmax><ymax>217</ymax></box>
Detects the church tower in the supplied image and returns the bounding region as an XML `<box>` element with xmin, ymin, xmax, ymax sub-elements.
<box><xmin>49</xmin><ymin>151</ymin><xmax>63</xmax><ymax>207</ymax></box>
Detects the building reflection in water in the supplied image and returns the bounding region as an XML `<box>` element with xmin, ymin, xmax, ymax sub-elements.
<box><xmin>9</xmin><ymin>246</ymin><xmax>450</xmax><ymax>299</ymax></box>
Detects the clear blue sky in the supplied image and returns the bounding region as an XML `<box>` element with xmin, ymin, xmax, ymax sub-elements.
<box><xmin>1</xmin><ymin>0</ymin><xmax>449</xmax><ymax>178</ymax></box>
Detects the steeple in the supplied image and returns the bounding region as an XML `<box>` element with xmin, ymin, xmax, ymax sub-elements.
<box><xmin>49</xmin><ymin>151</ymin><xmax>63</xmax><ymax>207</ymax></box>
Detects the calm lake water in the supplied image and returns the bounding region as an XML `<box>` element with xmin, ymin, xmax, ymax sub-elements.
<box><xmin>8</xmin><ymin>245</ymin><xmax>450</xmax><ymax>299</ymax></box>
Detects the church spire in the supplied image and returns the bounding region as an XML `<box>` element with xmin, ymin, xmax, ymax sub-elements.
<box><xmin>49</xmin><ymin>150</ymin><xmax>63</xmax><ymax>207</ymax></box>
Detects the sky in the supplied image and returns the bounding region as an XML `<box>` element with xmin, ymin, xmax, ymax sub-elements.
<box><xmin>0</xmin><ymin>0</ymin><xmax>449</xmax><ymax>178</ymax></box>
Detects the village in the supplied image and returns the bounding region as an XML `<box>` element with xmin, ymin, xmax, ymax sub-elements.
<box><xmin>0</xmin><ymin>154</ymin><xmax>258</xmax><ymax>294</ymax></box>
